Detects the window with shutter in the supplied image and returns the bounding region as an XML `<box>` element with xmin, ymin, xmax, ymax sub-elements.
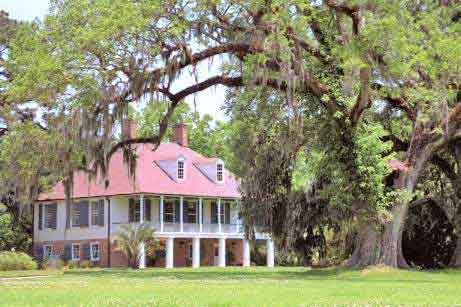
<box><xmin>164</xmin><ymin>199</ymin><xmax>175</xmax><ymax>223</ymax></box>
<box><xmin>72</xmin><ymin>202</ymin><xmax>81</xmax><ymax>227</ymax></box>
<box><xmin>90</xmin><ymin>242</ymin><xmax>100</xmax><ymax>261</ymax></box>
<box><xmin>185</xmin><ymin>199</ymin><xmax>197</xmax><ymax>224</ymax></box>
<box><xmin>44</xmin><ymin>203</ymin><xmax>57</xmax><ymax>229</ymax></box>
<box><xmin>91</xmin><ymin>200</ymin><xmax>104</xmax><ymax>226</ymax></box>
<box><xmin>71</xmin><ymin>244</ymin><xmax>80</xmax><ymax>261</ymax></box>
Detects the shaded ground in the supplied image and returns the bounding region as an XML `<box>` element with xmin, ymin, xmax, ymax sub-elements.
<box><xmin>1</xmin><ymin>266</ymin><xmax>461</xmax><ymax>306</ymax></box>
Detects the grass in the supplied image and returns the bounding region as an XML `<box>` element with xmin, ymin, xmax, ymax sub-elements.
<box><xmin>1</xmin><ymin>266</ymin><xmax>461</xmax><ymax>306</ymax></box>
<box><xmin>0</xmin><ymin>269</ymin><xmax>62</xmax><ymax>278</ymax></box>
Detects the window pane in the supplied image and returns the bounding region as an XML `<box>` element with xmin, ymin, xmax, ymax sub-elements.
<box><xmin>72</xmin><ymin>244</ymin><xmax>80</xmax><ymax>260</ymax></box>
<box><xmin>217</xmin><ymin>164</ymin><xmax>223</xmax><ymax>182</ymax></box>
<box><xmin>186</xmin><ymin>200</ymin><xmax>197</xmax><ymax>223</ymax></box>
<box><xmin>44</xmin><ymin>204</ymin><xmax>57</xmax><ymax>229</ymax></box>
<box><xmin>177</xmin><ymin>160</ymin><xmax>184</xmax><ymax>179</ymax></box>
<box><xmin>91</xmin><ymin>244</ymin><xmax>99</xmax><ymax>260</ymax></box>
<box><xmin>91</xmin><ymin>202</ymin><xmax>98</xmax><ymax>225</ymax></box>
<box><xmin>72</xmin><ymin>203</ymin><xmax>80</xmax><ymax>227</ymax></box>
<box><xmin>164</xmin><ymin>201</ymin><xmax>175</xmax><ymax>223</ymax></box>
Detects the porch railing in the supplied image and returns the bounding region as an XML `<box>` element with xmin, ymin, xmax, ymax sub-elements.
<box><xmin>111</xmin><ymin>222</ymin><xmax>244</xmax><ymax>234</ymax></box>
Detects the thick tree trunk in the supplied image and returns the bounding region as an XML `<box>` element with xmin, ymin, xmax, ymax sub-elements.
<box><xmin>377</xmin><ymin>203</ymin><xmax>410</xmax><ymax>268</ymax></box>
<box><xmin>348</xmin><ymin>142</ymin><xmax>430</xmax><ymax>268</ymax></box>
<box><xmin>347</xmin><ymin>224</ymin><xmax>381</xmax><ymax>267</ymax></box>
<box><xmin>450</xmin><ymin>206</ymin><xmax>461</xmax><ymax>267</ymax></box>
<box><xmin>450</xmin><ymin>235</ymin><xmax>461</xmax><ymax>267</ymax></box>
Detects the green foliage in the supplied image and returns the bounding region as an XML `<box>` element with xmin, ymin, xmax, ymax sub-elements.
<box><xmin>116</xmin><ymin>223</ymin><xmax>157</xmax><ymax>269</ymax></box>
<box><xmin>0</xmin><ymin>251</ymin><xmax>37</xmax><ymax>271</ymax></box>
<box><xmin>79</xmin><ymin>260</ymin><xmax>92</xmax><ymax>269</ymax></box>
<box><xmin>0</xmin><ymin>212</ymin><xmax>31</xmax><ymax>252</ymax></box>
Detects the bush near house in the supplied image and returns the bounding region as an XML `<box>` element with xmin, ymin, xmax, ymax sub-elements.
<box><xmin>0</xmin><ymin>251</ymin><xmax>37</xmax><ymax>271</ymax></box>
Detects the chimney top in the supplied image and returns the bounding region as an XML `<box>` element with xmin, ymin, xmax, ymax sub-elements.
<box><xmin>122</xmin><ymin>119</ymin><xmax>137</xmax><ymax>140</ymax></box>
<box><xmin>172</xmin><ymin>123</ymin><xmax>188</xmax><ymax>147</ymax></box>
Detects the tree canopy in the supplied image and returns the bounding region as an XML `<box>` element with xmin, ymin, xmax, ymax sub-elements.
<box><xmin>1</xmin><ymin>0</ymin><xmax>460</xmax><ymax>267</ymax></box>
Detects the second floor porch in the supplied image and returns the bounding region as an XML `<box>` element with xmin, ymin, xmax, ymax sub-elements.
<box><xmin>34</xmin><ymin>194</ymin><xmax>267</xmax><ymax>242</ymax></box>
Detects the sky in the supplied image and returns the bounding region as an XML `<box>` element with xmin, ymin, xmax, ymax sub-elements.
<box><xmin>0</xmin><ymin>0</ymin><xmax>228</xmax><ymax>121</ymax></box>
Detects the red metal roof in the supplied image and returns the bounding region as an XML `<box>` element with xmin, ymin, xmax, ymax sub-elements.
<box><xmin>37</xmin><ymin>143</ymin><xmax>241</xmax><ymax>201</ymax></box>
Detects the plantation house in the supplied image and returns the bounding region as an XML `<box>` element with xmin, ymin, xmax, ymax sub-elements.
<box><xmin>33</xmin><ymin>123</ymin><xmax>274</xmax><ymax>268</ymax></box>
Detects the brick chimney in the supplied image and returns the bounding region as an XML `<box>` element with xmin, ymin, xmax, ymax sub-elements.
<box><xmin>172</xmin><ymin>123</ymin><xmax>188</xmax><ymax>147</ymax></box>
<box><xmin>122</xmin><ymin>119</ymin><xmax>137</xmax><ymax>139</ymax></box>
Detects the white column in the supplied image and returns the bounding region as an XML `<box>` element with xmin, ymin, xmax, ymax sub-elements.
<box><xmin>266</xmin><ymin>239</ymin><xmax>275</xmax><ymax>268</ymax></box>
<box><xmin>217</xmin><ymin>198</ymin><xmax>221</xmax><ymax>233</ymax></box>
<box><xmin>180</xmin><ymin>196</ymin><xmax>184</xmax><ymax>232</ymax></box>
<box><xmin>199</xmin><ymin>198</ymin><xmax>203</xmax><ymax>233</ymax></box>
<box><xmin>139</xmin><ymin>195</ymin><xmax>146</xmax><ymax>269</ymax></box>
<box><xmin>192</xmin><ymin>237</ymin><xmax>200</xmax><ymax>268</ymax></box>
<box><xmin>160</xmin><ymin>196</ymin><xmax>164</xmax><ymax>232</ymax></box>
<box><xmin>166</xmin><ymin>237</ymin><xmax>174</xmax><ymax>268</ymax></box>
<box><xmin>243</xmin><ymin>239</ymin><xmax>251</xmax><ymax>267</ymax></box>
<box><xmin>218</xmin><ymin>237</ymin><xmax>226</xmax><ymax>267</ymax></box>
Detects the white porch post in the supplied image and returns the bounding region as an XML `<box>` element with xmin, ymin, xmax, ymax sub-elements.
<box><xmin>199</xmin><ymin>198</ymin><xmax>203</xmax><ymax>233</ymax></box>
<box><xmin>166</xmin><ymin>237</ymin><xmax>174</xmax><ymax>268</ymax></box>
<box><xmin>180</xmin><ymin>196</ymin><xmax>184</xmax><ymax>232</ymax></box>
<box><xmin>218</xmin><ymin>237</ymin><xmax>226</xmax><ymax>267</ymax></box>
<box><xmin>217</xmin><ymin>198</ymin><xmax>221</xmax><ymax>233</ymax></box>
<box><xmin>192</xmin><ymin>237</ymin><xmax>200</xmax><ymax>268</ymax></box>
<box><xmin>243</xmin><ymin>239</ymin><xmax>251</xmax><ymax>267</ymax></box>
<box><xmin>139</xmin><ymin>195</ymin><xmax>146</xmax><ymax>269</ymax></box>
<box><xmin>160</xmin><ymin>196</ymin><xmax>164</xmax><ymax>232</ymax></box>
<box><xmin>266</xmin><ymin>239</ymin><xmax>275</xmax><ymax>268</ymax></box>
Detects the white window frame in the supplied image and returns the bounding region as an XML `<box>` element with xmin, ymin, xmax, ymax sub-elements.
<box><xmin>90</xmin><ymin>200</ymin><xmax>104</xmax><ymax>228</ymax></box>
<box><xmin>43</xmin><ymin>245</ymin><xmax>52</xmax><ymax>259</ymax></box>
<box><xmin>216</xmin><ymin>162</ymin><xmax>224</xmax><ymax>183</ymax></box>
<box><xmin>164</xmin><ymin>199</ymin><xmax>176</xmax><ymax>223</ymax></box>
<box><xmin>71</xmin><ymin>202</ymin><xmax>81</xmax><ymax>228</ymax></box>
<box><xmin>90</xmin><ymin>242</ymin><xmax>100</xmax><ymax>261</ymax></box>
<box><xmin>177</xmin><ymin>158</ymin><xmax>185</xmax><ymax>181</ymax></box>
<box><xmin>71</xmin><ymin>243</ymin><xmax>80</xmax><ymax>261</ymax></box>
<box><xmin>42</xmin><ymin>203</ymin><xmax>57</xmax><ymax>230</ymax></box>
<box><xmin>71</xmin><ymin>199</ymin><xmax>105</xmax><ymax>228</ymax></box>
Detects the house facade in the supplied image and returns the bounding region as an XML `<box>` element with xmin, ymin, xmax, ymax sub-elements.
<box><xmin>34</xmin><ymin>123</ymin><xmax>274</xmax><ymax>268</ymax></box>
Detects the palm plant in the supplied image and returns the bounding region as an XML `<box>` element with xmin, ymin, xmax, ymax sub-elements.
<box><xmin>116</xmin><ymin>223</ymin><xmax>157</xmax><ymax>269</ymax></box>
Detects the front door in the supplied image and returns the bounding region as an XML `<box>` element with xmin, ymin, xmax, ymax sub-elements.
<box><xmin>213</xmin><ymin>245</ymin><xmax>219</xmax><ymax>266</ymax></box>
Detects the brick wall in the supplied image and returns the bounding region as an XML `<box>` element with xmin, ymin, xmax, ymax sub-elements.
<box><xmin>34</xmin><ymin>237</ymin><xmax>244</xmax><ymax>268</ymax></box>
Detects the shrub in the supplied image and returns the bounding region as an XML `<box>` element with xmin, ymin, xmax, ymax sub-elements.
<box><xmin>79</xmin><ymin>260</ymin><xmax>92</xmax><ymax>269</ymax></box>
<box><xmin>67</xmin><ymin>261</ymin><xmax>79</xmax><ymax>269</ymax></box>
<box><xmin>0</xmin><ymin>251</ymin><xmax>38</xmax><ymax>271</ymax></box>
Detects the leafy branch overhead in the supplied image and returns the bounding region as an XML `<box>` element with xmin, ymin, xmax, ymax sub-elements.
<box><xmin>1</xmin><ymin>0</ymin><xmax>460</xmax><ymax>268</ymax></box>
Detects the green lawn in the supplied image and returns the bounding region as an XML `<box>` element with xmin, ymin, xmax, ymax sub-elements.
<box><xmin>1</xmin><ymin>266</ymin><xmax>460</xmax><ymax>306</ymax></box>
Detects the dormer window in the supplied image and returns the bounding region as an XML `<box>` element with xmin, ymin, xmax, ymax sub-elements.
<box><xmin>177</xmin><ymin>158</ymin><xmax>185</xmax><ymax>180</ymax></box>
<box><xmin>217</xmin><ymin>162</ymin><xmax>224</xmax><ymax>183</ymax></box>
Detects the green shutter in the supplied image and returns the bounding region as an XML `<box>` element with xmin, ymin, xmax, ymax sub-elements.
<box><xmin>38</xmin><ymin>204</ymin><xmax>43</xmax><ymax>230</ymax></box>
<box><xmin>49</xmin><ymin>203</ymin><xmax>57</xmax><ymax>229</ymax></box>
<box><xmin>183</xmin><ymin>200</ymin><xmax>188</xmax><ymax>223</ymax></box>
<box><xmin>98</xmin><ymin>200</ymin><xmax>105</xmax><ymax>226</ymax></box>
<box><xmin>175</xmin><ymin>199</ymin><xmax>180</xmax><ymax>223</ymax></box>
<box><xmin>225</xmin><ymin>202</ymin><xmax>230</xmax><ymax>224</ymax></box>
<box><xmin>211</xmin><ymin>202</ymin><xmax>217</xmax><ymax>224</ymax></box>
<box><xmin>80</xmin><ymin>201</ymin><xmax>89</xmax><ymax>227</ymax></box>
<box><xmin>128</xmin><ymin>198</ymin><xmax>134</xmax><ymax>223</ymax></box>
<box><xmin>145</xmin><ymin>198</ymin><xmax>151</xmax><ymax>221</ymax></box>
